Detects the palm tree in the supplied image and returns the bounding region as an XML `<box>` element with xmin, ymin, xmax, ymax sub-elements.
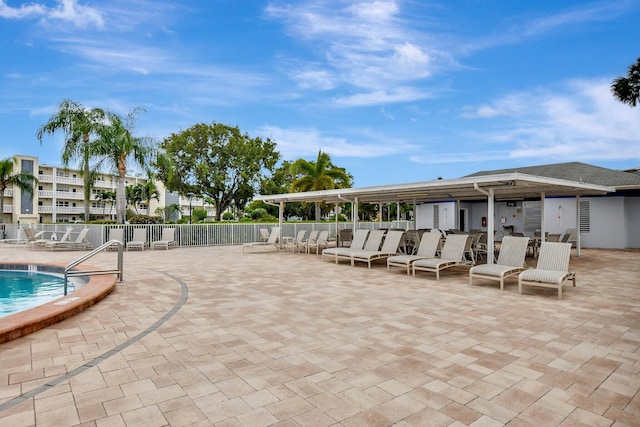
<box><xmin>125</xmin><ymin>185</ymin><xmax>140</xmax><ymax>215</ymax></box>
<box><xmin>37</xmin><ymin>99</ymin><xmax>109</xmax><ymax>222</ymax></box>
<box><xmin>97</xmin><ymin>190</ymin><xmax>116</xmax><ymax>216</ymax></box>
<box><xmin>0</xmin><ymin>157</ymin><xmax>38</xmax><ymax>222</ymax></box>
<box><xmin>290</xmin><ymin>150</ymin><xmax>351</xmax><ymax>220</ymax></box>
<box><xmin>612</xmin><ymin>57</ymin><xmax>640</xmax><ymax>107</ymax></box>
<box><xmin>138</xmin><ymin>176</ymin><xmax>159</xmax><ymax>215</ymax></box>
<box><xmin>94</xmin><ymin>108</ymin><xmax>154</xmax><ymax>223</ymax></box>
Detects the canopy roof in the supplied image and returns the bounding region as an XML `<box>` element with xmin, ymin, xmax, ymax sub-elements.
<box><xmin>254</xmin><ymin>172</ymin><xmax>615</xmax><ymax>205</ymax></box>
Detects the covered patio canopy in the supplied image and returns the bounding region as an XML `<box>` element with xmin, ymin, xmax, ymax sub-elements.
<box><xmin>255</xmin><ymin>172</ymin><xmax>614</xmax><ymax>262</ymax></box>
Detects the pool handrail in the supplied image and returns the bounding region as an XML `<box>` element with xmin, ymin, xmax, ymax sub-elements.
<box><xmin>64</xmin><ymin>239</ymin><xmax>124</xmax><ymax>295</ymax></box>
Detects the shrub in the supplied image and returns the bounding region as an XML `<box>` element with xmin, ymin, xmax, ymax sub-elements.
<box><xmin>192</xmin><ymin>208</ymin><xmax>208</xmax><ymax>222</ymax></box>
<box><xmin>222</xmin><ymin>212</ymin><xmax>235</xmax><ymax>221</ymax></box>
<box><xmin>128</xmin><ymin>215</ymin><xmax>164</xmax><ymax>224</ymax></box>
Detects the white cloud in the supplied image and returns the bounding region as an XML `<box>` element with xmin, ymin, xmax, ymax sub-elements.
<box><xmin>266</xmin><ymin>0</ymin><xmax>446</xmax><ymax>105</ymax></box>
<box><xmin>0</xmin><ymin>1</ymin><xmax>45</xmax><ymax>18</ymax></box>
<box><xmin>256</xmin><ymin>125</ymin><xmax>417</xmax><ymax>159</ymax></box>
<box><xmin>0</xmin><ymin>0</ymin><xmax>103</xmax><ymax>28</ymax></box>
<box><xmin>333</xmin><ymin>87</ymin><xmax>433</xmax><ymax>106</ymax></box>
<box><xmin>413</xmin><ymin>78</ymin><xmax>640</xmax><ymax>165</ymax></box>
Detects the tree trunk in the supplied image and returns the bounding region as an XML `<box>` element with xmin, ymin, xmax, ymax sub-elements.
<box><xmin>314</xmin><ymin>202</ymin><xmax>321</xmax><ymax>221</ymax></box>
<box><xmin>116</xmin><ymin>175</ymin><xmax>126</xmax><ymax>223</ymax></box>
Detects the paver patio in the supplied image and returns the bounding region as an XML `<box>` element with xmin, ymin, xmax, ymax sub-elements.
<box><xmin>0</xmin><ymin>245</ymin><xmax>638</xmax><ymax>426</ymax></box>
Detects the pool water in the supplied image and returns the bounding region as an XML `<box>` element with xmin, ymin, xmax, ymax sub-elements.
<box><xmin>0</xmin><ymin>270</ymin><xmax>75</xmax><ymax>318</ymax></box>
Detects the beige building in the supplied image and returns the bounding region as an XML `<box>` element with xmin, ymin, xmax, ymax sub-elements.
<box><xmin>4</xmin><ymin>155</ymin><xmax>215</xmax><ymax>224</ymax></box>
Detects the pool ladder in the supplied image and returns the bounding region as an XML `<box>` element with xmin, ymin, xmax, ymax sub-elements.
<box><xmin>64</xmin><ymin>240</ymin><xmax>124</xmax><ymax>295</ymax></box>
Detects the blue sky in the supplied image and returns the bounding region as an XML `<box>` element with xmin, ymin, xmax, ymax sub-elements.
<box><xmin>1</xmin><ymin>0</ymin><xmax>639</xmax><ymax>188</ymax></box>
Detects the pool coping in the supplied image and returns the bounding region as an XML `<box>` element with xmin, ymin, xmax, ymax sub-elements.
<box><xmin>0</xmin><ymin>262</ymin><xmax>117</xmax><ymax>344</ymax></box>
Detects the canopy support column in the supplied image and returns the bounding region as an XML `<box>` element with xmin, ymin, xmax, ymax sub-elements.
<box><xmin>353</xmin><ymin>197</ymin><xmax>359</xmax><ymax>232</ymax></box>
<box><xmin>576</xmin><ymin>195</ymin><xmax>581</xmax><ymax>256</ymax></box>
<box><xmin>279</xmin><ymin>201</ymin><xmax>284</xmax><ymax>244</ymax></box>
<box><xmin>540</xmin><ymin>192</ymin><xmax>545</xmax><ymax>244</ymax></box>
<box><xmin>474</xmin><ymin>183</ymin><xmax>495</xmax><ymax>264</ymax></box>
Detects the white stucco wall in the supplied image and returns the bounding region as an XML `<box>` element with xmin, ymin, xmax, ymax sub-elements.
<box><xmin>417</xmin><ymin>195</ymin><xmax>639</xmax><ymax>249</ymax></box>
<box><xmin>581</xmin><ymin>197</ymin><xmax>626</xmax><ymax>249</ymax></box>
<box><xmin>625</xmin><ymin>197</ymin><xmax>640</xmax><ymax>248</ymax></box>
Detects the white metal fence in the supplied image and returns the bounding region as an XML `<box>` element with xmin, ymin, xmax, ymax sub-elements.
<box><xmin>0</xmin><ymin>221</ymin><xmax>412</xmax><ymax>249</ymax></box>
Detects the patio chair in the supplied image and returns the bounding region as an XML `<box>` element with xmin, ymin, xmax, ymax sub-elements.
<box><xmin>469</xmin><ymin>236</ymin><xmax>530</xmax><ymax>290</ymax></box>
<box><xmin>45</xmin><ymin>228</ymin><xmax>93</xmax><ymax>250</ymax></box>
<box><xmin>31</xmin><ymin>227</ymin><xmax>73</xmax><ymax>250</ymax></box>
<box><xmin>338</xmin><ymin>229</ymin><xmax>353</xmax><ymax>247</ymax></box>
<box><xmin>324</xmin><ymin>229</ymin><xmax>385</xmax><ymax>264</ymax></box>
<box><xmin>546</xmin><ymin>233</ymin><xmax>562</xmax><ymax>242</ymax></box>
<box><xmin>306</xmin><ymin>230</ymin><xmax>330</xmax><ymax>254</ymax></box>
<box><xmin>462</xmin><ymin>234</ymin><xmax>477</xmax><ymax>264</ymax></box>
<box><xmin>259</xmin><ymin>228</ymin><xmax>270</xmax><ymax>242</ymax></box>
<box><xmin>387</xmin><ymin>232</ymin><xmax>441</xmax><ymax>275</ymax></box>
<box><xmin>412</xmin><ymin>234</ymin><xmax>470</xmax><ymax>280</ymax></box>
<box><xmin>126</xmin><ymin>228</ymin><xmax>148</xmax><ymax>251</ymax></box>
<box><xmin>1</xmin><ymin>227</ymin><xmax>44</xmax><ymax>247</ymax></box>
<box><xmin>243</xmin><ymin>226</ymin><xmax>280</xmax><ymax>253</ymax></box>
<box><xmin>301</xmin><ymin>230</ymin><xmax>319</xmax><ymax>253</ymax></box>
<box><xmin>321</xmin><ymin>229</ymin><xmax>370</xmax><ymax>263</ymax></box>
<box><xmin>151</xmin><ymin>228</ymin><xmax>177</xmax><ymax>250</ymax></box>
<box><xmin>286</xmin><ymin>230</ymin><xmax>307</xmax><ymax>253</ymax></box>
<box><xmin>106</xmin><ymin>228</ymin><xmax>124</xmax><ymax>250</ymax></box>
<box><xmin>518</xmin><ymin>242</ymin><xmax>575</xmax><ymax>299</ymax></box>
<box><xmin>351</xmin><ymin>230</ymin><xmax>404</xmax><ymax>269</ymax></box>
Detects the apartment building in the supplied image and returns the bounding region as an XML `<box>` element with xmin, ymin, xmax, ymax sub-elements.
<box><xmin>3</xmin><ymin>155</ymin><xmax>215</xmax><ymax>224</ymax></box>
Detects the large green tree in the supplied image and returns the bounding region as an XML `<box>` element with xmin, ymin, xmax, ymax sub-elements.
<box><xmin>258</xmin><ymin>160</ymin><xmax>303</xmax><ymax>218</ymax></box>
<box><xmin>290</xmin><ymin>150</ymin><xmax>351</xmax><ymax>220</ymax></box>
<box><xmin>155</xmin><ymin>122</ymin><xmax>280</xmax><ymax>221</ymax></box>
<box><xmin>612</xmin><ymin>57</ymin><xmax>640</xmax><ymax>107</ymax></box>
<box><xmin>37</xmin><ymin>99</ymin><xmax>109</xmax><ymax>221</ymax></box>
<box><xmin>0</xmin><ymin>157</ymin><xmax>37</xmax><ymax>223</ymax></box>
<box><xmin>94</xmin><ymin>109</ymin><xmax>154</xmax><ymax>223</ymax></box>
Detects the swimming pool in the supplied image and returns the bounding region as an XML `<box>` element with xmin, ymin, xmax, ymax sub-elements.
<box><xmin>0</xmin><ymin>270</ymin><xmax>75</xmax><ymax>318</ymax></box>
<box><xmin>0</xmin><ymin>262</ymin><xmax>116</xmax><ymax>344</ymax></box>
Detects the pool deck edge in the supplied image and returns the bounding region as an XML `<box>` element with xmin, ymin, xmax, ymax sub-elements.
<box><xmin>0</xmin><ymin>262</ymin><xmax>117</xmax><ymax>344</ymax></box>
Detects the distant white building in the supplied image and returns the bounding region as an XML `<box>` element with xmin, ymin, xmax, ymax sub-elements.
<box><xmin>3</xmin><ymin>155</ymin><xmax>215</xmax><ymax>224</ymax></box>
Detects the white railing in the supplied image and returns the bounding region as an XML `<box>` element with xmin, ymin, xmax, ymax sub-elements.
<box><xmin>2</xmin><ymin>205</ymin><xmax>12</xmax><ymax>213</ymax></box>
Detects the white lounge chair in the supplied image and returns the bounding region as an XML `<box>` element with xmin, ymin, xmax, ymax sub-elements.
<box><xmin>321</xmin><ymin>229</ymin><xmax>370</xmax><ymax>262</ymax></box>
<box><xmin>387</xmin><ymin>232</ymin><xmax>441</xmax><ymax>275</ymax></box>
<box><xmin>302</xmin><ymin>230</ymin><xmax>319</xmax><ymax>253</ymax></box>
<box><xmin>106</xmin><ymin>228</ymin><xmax>124</xmax><ymax>250</ymax></box>
<box><xmin>1</xmin><ymin>227</ymin><xmax>45</xmax><ymax>247</ymax></box>
<box><xmin>31</xmin><ymin>227</ymin><xmax>73</xmax><ymax>250</ymax></box>
<box><xmin>46</xmin><ymin>228</ymin><xmax>93</xmax><ymax>250</ymax></box>
<box><xmin>413</xmin><ymin>234</ymin><xmax>470</xmax><ymax>280</ymax></box>
<box><xmin>518</xmin><ymin>242</ymin><xmax>575</xmax><ymax>299</ymax></box>
<box><xmin>323</xmin><ymin>229</ymin><xmax>381</xmax><ymax>264</ymax></box>
<box><xmin>243</xmin><ymin>227</ymin><xmax>280</xmax><ymax>252</ymax></box>
<box><xmin>469</xmin><ymin>236</ymin><xmax>530</xmax><ymax>290</ymax></box>
<box><xmin>126</xmin><ymin>228</ymin><xmax>148</xmax><ymax>251</ymax></box>
<box><xmin>351</xmin><ymin>230</ymin><xmax>404</xmax><ymax>269</ymax></box>
<box><xmin>306</xmin><ymin>230</ymin><xmax>330</xmax><ymax>254</ymax></box>
<box><xmin>151</xmin><ymin>228</ymin><xmax>177</xmax><ymax>250</ymax></box>
<box><xmin>289</xmin><ymin>230</ymin><xmax>307</xmax><ymax>253</ymax></box>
